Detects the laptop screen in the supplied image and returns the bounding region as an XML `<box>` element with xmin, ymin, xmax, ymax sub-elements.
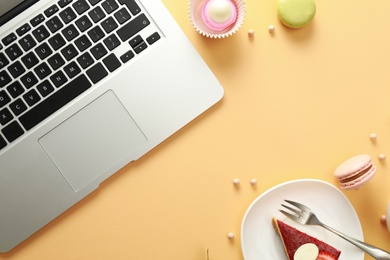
<box><xmin>0</xmin><ymin>0</ymin><xmax>39</xmax><ymax>26</ymax></box>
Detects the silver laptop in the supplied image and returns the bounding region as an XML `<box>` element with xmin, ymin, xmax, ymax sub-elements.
<box><xmin>0</xmin><ymin>0</ymin><xmax>223</xmax><ymax>252</ymax></box>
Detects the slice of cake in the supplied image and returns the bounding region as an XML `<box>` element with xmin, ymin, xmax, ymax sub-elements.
<box><xmin>272</xmin><ymin>217</ymin><xmax>341</xmax><ymax>259</ymax></box>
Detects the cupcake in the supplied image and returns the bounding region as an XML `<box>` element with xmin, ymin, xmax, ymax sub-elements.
<box><xmin>189</xmin><ymin>0</ymin><xmax>246</xmax><ymax>38</ymax></box>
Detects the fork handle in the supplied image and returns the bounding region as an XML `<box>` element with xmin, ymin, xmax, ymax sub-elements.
<box><xmin>321</xmin><ymin>223</ymin><xmax>390</xmax><ymax>260</ymax></box>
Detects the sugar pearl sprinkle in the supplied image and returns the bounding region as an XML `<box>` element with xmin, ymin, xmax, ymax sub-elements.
<box><xmin>232</xmin><ymin>178</ymin><xmax>240</xmax><ymax>185</ymax></box>
<box><xmin>227</xmin><ymin>232</ymin><xmax>234</xmax><ymax>239</ymax></box>
<box><xmin>268</xmin><ymin>25</ymin><xmax>275</xmax><ymax>33</ymax></box>
<box><xmin>378</xmin><ymin>154</ymin><xmax>386</xmax><ymax>161</ymax></box>
<box><xmin>370</xmin><ymin>133</ymin><xmax>377</xmax><ymax>141</ymax></box>
<box><xmin>250</xmin><ymin>178</ymin><xmax>257</xmax><ymax>185</ymax></box>
<box><xmin>248</xmin><ymin>29</ymin><xmax>255</xmax><ymax>37</ymax></box>
<box><xmin>380</xmin><ymin>215</ymin><xmax>387</xmax><ymax>224</ymax></box>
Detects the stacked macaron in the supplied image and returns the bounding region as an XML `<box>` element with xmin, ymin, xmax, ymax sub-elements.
<box><xmin>334</xmin><ymin>154</ymin><xmax>376</xmax><ymax>190</ymax></box>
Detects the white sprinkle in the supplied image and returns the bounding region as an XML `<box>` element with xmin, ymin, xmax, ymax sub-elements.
<box><xmin>250</xmin><ymin>178</ymin><xmax>257</xmax><ymax>185</ymax></box>
<box><xmin>379</xmin><ymin>154</ymin><xmax>386</xmax><ymax>161</ymax></box>
<box><xmin>248</xmin><ymin>29</ymin><xmax>255</xmax><ymax>37</ymax></box>
<box><xmin>227</xmin><ymin>232</ymin><xmax>234</xmax><ymax>239</ymax></box>
<box><xmin>370</xmin><ymin>133</ymin><xmax>377</xmax><ymax>141</ymax></box>
<box><xmin>380</xmin><ymin>215</ymin><xmax>387</xmax><ymax>224</ymax></box>
<box><xmin>233</xmin><ymin>178</ymin><xmax>240</xmax><ymax>185</ymax></box>
<box><xmin>268</xmin><ymin>25</ymin><xmax>275</xmax><ymax>33</ymax></box>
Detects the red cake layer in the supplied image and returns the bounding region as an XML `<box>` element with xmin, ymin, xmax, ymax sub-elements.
<box><xmin>272</xmin><ymin>218</ymin><xmax>341</xmax><ymax>259</ymax></box>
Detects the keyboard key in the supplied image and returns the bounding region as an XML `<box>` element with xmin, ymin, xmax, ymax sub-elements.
<box><xmin>103</xmin><ymin>34</ymin><xmax>120</xmax><ymax>51</ymax></box>
<box><xmin>2</xmin><ymin>121</ymin><xmax>24</xmax><ymax>142</ymax></box>
<box><xmin>16</xmin><ymin>23</ymin><xmax>32</xmax><ymax>36</ymax></box>
<box><xmin>46</xmin><ymin>16</ymin><xmax>64</xmax><ymax>33</ymax></box>
<box><xmin>114</xmin><ymin>7</ymin><xmax>131</xmax><ymax>24</ymax></box>
<box><xmin>133</xmin><ymin>41</ymin><xmax>147</xmax><ymax>54</ymax></box>
<box><xmin>61</xmin><ymin>44</ymin><xmax>78</xmax><ymax>61</ymax></box>
<box><xmin>20</xmin><ymin>71</ymin><xmax>39</xmax><ymax>89</ymax></box>
<box><xmin>7</xmin><ymin>81</ymin><xmax>25</xmax><ymax>98</ymax></box>
<box><xmin>31</xmin><ymin>14</ymin><xmax>45</xmax><ymax>27</ymax></box>
<box><xmin>0</xmin><ymin>107</ymin><xmax>13</xmax><ymax>125</ymax></box>
<box><xmin>48</xmin><ymin>53</ymin><xmax>65</xmax><ymax>70</ymax></box>
<box><xmin>0</xmin><ymin>90</ymin><xmax>11</xmax><ymax>107</ymax></box>
<box><xmin>64</xmin><ymin>61</ymin><xmax>81</xmax><ymax>78</ymax></box>
<box><xmin>75</xmin><ymin>35</ymin><xmax>92</xmax><ymax>52</ymax></box>
<box><xmin>62</xmin><ymin>24</ymin><xmax>79</xmax><ymax>41</ymax></box>
<box><xmin>50</xmin><ymin>70</ymin><xmax>68</xmax><ymax>87</ymax></box>
<box><xmin>120</xmin><ymin>50</ymin><xmax>134</xmax><ymax>63</ymax></box>
<box><xmin>129</xmin><ymin>35</ymin><xmax>143</xmax><ymax>48</ymax></box>
<box><xmin>8</xmin><ymin>61</ymin><xmax>26</xmax><ymax>78</ymax></box>
<box><xmin>21</xmin><ymin>52</ymin><xmax>39</xmax><ymax>69</ymax></box>
<box><xmin>118</xmin><ymin>0</ymin><xmax>141</xmax><ymax>15</ymax></box>
<box><xmin>86</xmin><ymin>62</ymin><xmax>108</xmax><ymax>83</ymax></box>
<box><xmin>75</xmin><ymin>15</ymin><xmax>93</xmax><ymax>32</ymax></box>
<box><xmin>2</xmin><ymin>33</ymin><xmax>17</xmax><ymax>46</ymax></box>
<box><xmin>60</xmin><ymin>7</ymin><xmax>77</xmax><ymax>24</ymax></box>
<box><xmin>5</xmin><ymin>43</ymin><xmax>23</xmax><ymax>61</ymax></box>
<box><xmin>0</xmin><ymin>70</ymin><xmax>11</xmax><ymax>88</ymax></box>
<box><xmin>0</xmin><ymin>53</ymin><xmax>10</xmax><ymax>70</ymax></box>
<box><xmin>89</xmin><ymin>6</ymin><xmax>106</xmax><ymax>23</ymax></box>
<box><xmin>0</xmin><ymin>134</ymin><xmax>6</xmax><ymax>149</ymax></box>
<box><xmin>32</xmin><ymin>25</ymin><xmax>50</xmax><ymax>42</ymax></box>
<box><xmin>90</xmin><ymin>43</ymin><xmax>107</xmax><ymax>60</ymax></box>
<box><xmin>9</xmin><ymin>98</ymin><xmax>27</xmax><ymax>116</ymax></box>
<box><xmin>77</xmin><ymin>52</ymin><xmax>94</xmax><ymax>69</ymax></box>
<box><xmin>117</xmin><ymin>14</ymin><xmax>150</xmax><ymax>42</ymax></box>
<box><xmin>58</xmin><ymin>0</ymin><xmax>73</xmax><ymax>8</ymax></box>
<box><xmin>23</xmin><ymin>89</ymin><xmax>41</xmax><ymax>107</ymax></box>
<box><xmin>101</xmin><ymin>17</ymin><xmax>118</xmax><ymax>34</ymax></box>
<box><xmin>19</xmin><ymin>74</ymin><xmax>92</xmax><ymax>130</ymax></box>
<box><xmin>146</xmin><ymin>32</ymin><xmax>161</xmax><ymax>45</ymax></box>
<box><xmin>44</xmin><ymin>4</ymin><xmax>59</xmax><ymax>17</ymax></box>
<box><xmin>19</xmin><ymin>34</ymin><xmax>37</xmax><ymax>51</ymax></box>
<box><xmin>35</xmin><ymin>42</ymin><xmax>53</xmax><ymax>60</ymax></box>
<box><xmin>102</xmin><ymin>0</ymin><xmax>119</xmax><ymax>14</ymax></box>
<box><xmin>88</xmin><ymin>0</ymin><xmax>102</xmax><ymax>5</ymax></box>
<box><xmin>73</xmin><ymin>0</ymin><xmax>90</xmax><ymax>14</ymax></box>
<box><xmin>88</xmin><ymin>26</ymin><xmax>105</xmax><ymax>42</ymax></box>
<box><xmin>36</xmin><ymin>80</ymin><xmax>54</xmax><ymax>97</ymax></box>
<box><xmin>34</xmin><ymin>62</ymin><xmax>52</xmax><ymax>79</ymax></box>
<box><xmin>103</xmin><ymin>53</ymin><xmax>121</xmax><ymax>72</ymax></box>
<box><xmin>48</xmin><ymin>33</ymin><xmax>66</xmax><ymax>50</ymax></box>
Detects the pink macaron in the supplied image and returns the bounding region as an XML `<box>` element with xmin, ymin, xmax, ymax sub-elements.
<box><xmin>334</xmin><ymin>154</ymin><xmax>376</xmax><ymax>190</ymax></box>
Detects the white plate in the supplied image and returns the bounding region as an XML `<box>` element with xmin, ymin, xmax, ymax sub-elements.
<box><xmin>241</xmin><ymin>179</ymin><xmax>364</xmax><ymax>260</ymax></box>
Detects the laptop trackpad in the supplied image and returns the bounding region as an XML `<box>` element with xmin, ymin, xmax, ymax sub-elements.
<box><xmin>39</xmin><ymin>91</ymin><xmax>147</xmax><ymax>192</ymax></box>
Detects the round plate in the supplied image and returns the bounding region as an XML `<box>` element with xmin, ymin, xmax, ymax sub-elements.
<box><xmin>241</xmin><ymin>179</ymin><xmax>364</xmax><ymax>259</ymax></box>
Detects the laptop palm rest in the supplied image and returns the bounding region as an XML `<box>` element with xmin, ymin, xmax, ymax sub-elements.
<box><xmin>39</xmin><ymin>90</ymin><xmax>147</xmax><ymax>192</ymax></box>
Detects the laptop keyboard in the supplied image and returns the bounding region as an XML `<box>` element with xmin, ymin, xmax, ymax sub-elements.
<box><xmin>0</xmin><ymin>0</ymin><xmax>161</xmax><ymax>150</ymax></box>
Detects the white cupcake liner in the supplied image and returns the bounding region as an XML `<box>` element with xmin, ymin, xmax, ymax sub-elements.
<box><xmin>188</xmin><ymin>0</ymin><xmax>246</xmax><ymax>39</ymax></box>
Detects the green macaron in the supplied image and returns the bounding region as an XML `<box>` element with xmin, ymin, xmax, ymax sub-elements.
<box><xmin>277</xmin><ymin>0</ymin><xmax>316</xmax><ymax>29</ymax></box>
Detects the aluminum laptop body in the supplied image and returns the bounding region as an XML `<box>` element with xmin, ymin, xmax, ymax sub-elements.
<box><xmin>0</xmin><ymin>0</ymin><xmax>223</xmax><ymax>252</ymax></box>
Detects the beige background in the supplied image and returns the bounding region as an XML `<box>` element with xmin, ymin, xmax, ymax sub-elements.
<box><xmin>3</xmin><ymin>0</ymin><xmax>390</xmax><ymax>259</ymax></box>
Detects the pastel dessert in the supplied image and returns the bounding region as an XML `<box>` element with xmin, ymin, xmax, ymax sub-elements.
<box><xmin>188</xmin><ymin>0</ymin><xmax>246</xmax><ymax>38</ymax></box>
<box><xmin>277</xmin><ymin>0</ymin><xmax>316</xmax><ymax>28</ymax></box>
<box><xmin>202</xmin><ymin>0</ymin><xmax>237</xmax><ymax>31</ymax></box>
<box><xmin>333</xmin><ymin>154</ymin><xmax>376</xmax><ymax>190</ymax></box>
<box><xmin>272</xmin><ymin>218</ymin><xmax>341</xmax><ymax>259</ymax></box>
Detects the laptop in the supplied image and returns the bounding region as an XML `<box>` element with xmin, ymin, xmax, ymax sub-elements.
<box><xmin>0</xmin><ymin>0</ymin><xmax>223</xmax><ymax>252</ymax></box>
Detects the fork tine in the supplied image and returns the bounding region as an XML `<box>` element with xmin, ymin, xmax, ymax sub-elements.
<box><xmin>281</xmin><ymin>204</ymin><xmax>303</xmax><ymax>216</ymax></box>
<box><xmin>284</xmin><ymin>200</ymin><xmax>311</xmax><ymax>212</ymax></box>
<box><xmin>279</xmin><ymin>209</ymin><xmax>304</xmax><ymax>223</ymax></box>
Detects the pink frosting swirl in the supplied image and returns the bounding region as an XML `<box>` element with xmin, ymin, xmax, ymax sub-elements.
<box><xmin>201</xmin><ymin>0</ymin><xmax>237</xmax><ymax>31</ymax></box>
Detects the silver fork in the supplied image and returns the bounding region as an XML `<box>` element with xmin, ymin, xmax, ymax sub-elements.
<box><xmin>280</xmin><ymin>200</ymin><xmax>390</xmax><ymax>260</ymax></box>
